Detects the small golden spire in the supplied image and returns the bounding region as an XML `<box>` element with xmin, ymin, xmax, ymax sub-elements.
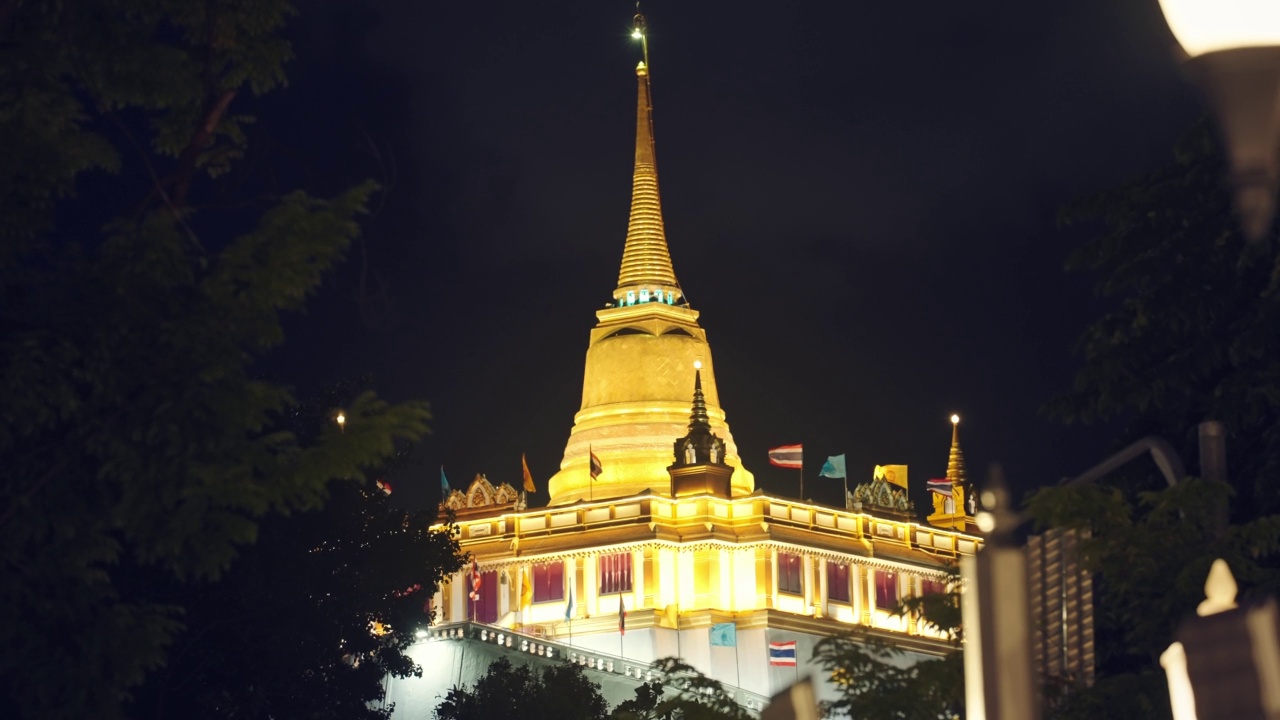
<box><xmin>613</xmin><ymin>9</ymin><xmax>682</xmax><ymax>308</ymax></box>
<box><xmin>946</xmin><ymin>414</ymin><xmax>967</xmax><ymax>486</ymax></box>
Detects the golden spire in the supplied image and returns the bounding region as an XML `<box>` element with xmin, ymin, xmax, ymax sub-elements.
<box><xmin>946</xmin><ymin>414</ymin><xmax>967</xmax><ymax>485</ymax></box>
<box><xmin>613</xmin><ymin>11</ymin><xmax>682</xmax><ymax>308</ymax></box>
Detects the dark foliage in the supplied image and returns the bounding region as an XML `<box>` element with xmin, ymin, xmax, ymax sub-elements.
<box><xmin>434</xmin><ymin>656</ymin><xmax>611</xmax><ymax>720</ymax></box>
<box><xmin>1031</xmin><ymin>120</ymin><xmax>1280</xmax><ymax>718</ymax></box>
<box><xmin>0</xmin><ymin>1</ymin><xmax>455</xmax><ymax>716</ymax></box>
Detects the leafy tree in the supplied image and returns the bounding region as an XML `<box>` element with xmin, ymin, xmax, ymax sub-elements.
<box><xmin>0</xmin><ymin>1</ymin><xmax>438</xmax><ymax>717</ymax></box>
<box><xmin>1030</xmin><ymin>120</ymin><xmax>1280</xmax><ymax>718</ymax></box>
<box><xmin>127</xmin><ymin>477</ymin><xmax>464</xmax><ymax>720</ymax></box>
<box><xmin>610</xmin><ymin>658</ymin><xmax>754</xmax><ymax>720</ymax></box>
<box><xmin>812</xmin><ymin>579</ymin><xmax>964</xmax><ymax>720</ymax></box>
<box><xmin>434</xmin><ymin>656</ymin><xmax>611</xmax><ymax>720</ymax></box>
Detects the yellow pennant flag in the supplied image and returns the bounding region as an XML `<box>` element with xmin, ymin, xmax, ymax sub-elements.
<box><xmin>874</xmin><ymin>464</ymin><xmax>909</xmax><ymax>490</ymax></box>
<box><xmin>521</xmin><ymin>567</ymin><xmax>533</xmax><ymax>610</ymax></box>
<box><xmin>522</xmin><ymin>453</ymin><xmax>536</xmax><ymax>493</ymax></box>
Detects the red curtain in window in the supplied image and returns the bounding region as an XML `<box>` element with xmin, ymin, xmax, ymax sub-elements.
<box><xmin>922</xmin><ymin>578</ymin><xmax>947</xmax><ymax>598</ymax></box>
<box><xmin>778</xmin><ymin>552</ymin><xmax>803</xmax><ymax>595</ymax></box>
<box><xmin>533</xmin><ymin>562</ymin><xmax>564</xmax><ymax>603</ymax></box>
<box><xmin>468</xmin><ymin>570</ymin><xmax>499</xmax><ymax>623</ymax></box>
<box><xmin>827</xmin><ymin>563</ymin><xmax>850</xmax><ymax>602</ymax></box>
<box><xmin>599</xmin><ymin>553</ymin><xmax>632</xmax><ymax>595</ymax></box>
<box><xmin>875</xmin><ymin>570</ymin><xmax>897</xmax><ymax>609</ymax></box>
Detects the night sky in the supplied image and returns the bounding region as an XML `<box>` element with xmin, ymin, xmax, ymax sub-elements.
<box><xmin>262</xmin><ymin>0</ymin><xmax>1205</xmax><ymax>513</ymax></box>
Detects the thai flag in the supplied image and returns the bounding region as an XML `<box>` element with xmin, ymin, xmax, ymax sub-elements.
<box><xmin>769</xmin><ymin>640</ymin><xmax>797</xmax><ymax>666</ymax></box>
<box><xmin>768</xmin><ymin>445</ymin><xmax>803</xmax><ymax>469</ymax></box>
<box><xmin>927</xmin><ymin>478</ymin><xmax>953</xmax><ymax>497</ymax></box>
<box><xmin>468</xmin><ymin>559</ymin><xmax>481</xmax><ymax>601</ymax></box>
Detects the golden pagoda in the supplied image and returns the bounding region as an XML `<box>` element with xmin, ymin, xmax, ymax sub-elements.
<box><xmin>545</xmin><ymin>53</ymin><xmax>753</xmax><ymax>505</ymax></box>
<box><xmin>927</xmin><ymin>415</ymin><xmax>979</xmax><ymax>531</ymax></box>
<box><xmin>396</xmin><ymin>14</ymin><xmax>984</xmax><ymax>713</ymax></box>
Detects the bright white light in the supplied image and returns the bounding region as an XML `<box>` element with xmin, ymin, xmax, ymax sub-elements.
<box><xmin>950</xmin><ymin>414</ymin><xmax>960</xmax><ymax>425</ymax></box>
<box><xmin>632</xmin><ymin>29</ymin><xmax>643</xmax><ymax>39</ymax></box>
<box><xmin>975</xmin><ymin>511</ymin><xmax>995</xmax><ymax>533</ymax></box>
<box><xmin>693</xmin><ymin>360</ymin><xmax>703</xmax><ymax>370</ymax></box>
<box><xmin>1158</xmin><ymin>0</ymin><xmax>1280</xmax><ymax>57</ymax></box>
<box><xmin>1160</xmin><ymin>642</ymin><xmax>1199</xmax><ymax>720</ymax></box>
<box><xmin>414</xmin><ymin>629</ymin><xmax>428</xmax><ymax>639</ymax></box>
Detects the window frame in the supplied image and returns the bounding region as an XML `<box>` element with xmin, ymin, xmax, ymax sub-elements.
<box><xmin>598</xmin><ymin>552</ymin><xmax>633</xmax><ymax>595</ymax></box>
<box><xmin>778</xmin><ymin>552</ymin><xmax>803</xmax><ymax>595</ymax></box>
<box><xmin>826</xmin><ymin>562</ymin><xmax>850</xmax><ymax>603</ymax></box>
<box><xmin>874</xmin><ymin>569</ymin><xmax>898</xmax><ymax>609</ymax></box>
<box><xmin>532</xmin><ymin>562</ymin><xmax>565</xmax><ymax>603</ymax></box>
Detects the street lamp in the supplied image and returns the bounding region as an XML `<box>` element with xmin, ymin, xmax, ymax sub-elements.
<box><xmin>1156</xmin><ymin>0</ymin><xmax>1280</xmax><ymax>241</ymax></box>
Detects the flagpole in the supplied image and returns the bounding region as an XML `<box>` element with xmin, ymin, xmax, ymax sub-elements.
<box><xmin>735</xmin><ymin>636</ymin><xmax>741</xmax><ymax>690</ymax></box>
<box><xmin>800</xmin><ymin>455</ymin><xmax>804</xmax><ymax>501</ymax></box>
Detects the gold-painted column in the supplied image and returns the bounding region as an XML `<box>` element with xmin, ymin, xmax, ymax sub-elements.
<box><xmin>633</xmin><ymin>548</ymin><xmax>645</xmax><ymax>610</ymax></box>
<box><xmin>584</xmin><ymin>554</ymin><xmax>597</xmax><ymax>616</ymax></box>
<box><xmin>817</xmin><ymin>558</ymin><xmax>828</xmax><ymax>618</ymax></box>
<box><xmin>770</xmin><ymin>549</ymin><xmax>780</xmax><ymax>610</ymax></box>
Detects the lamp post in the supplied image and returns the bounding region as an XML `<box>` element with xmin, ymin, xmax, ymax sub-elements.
<box><xmin>1155</xmin><ymin>0</ymin><xmax>1280</xmax><ymax>241</ymax></box>
<box><xmin>1160</xmin><ymin>559</ymin><xmax>1280</xmax><ymax>720</ymax></box>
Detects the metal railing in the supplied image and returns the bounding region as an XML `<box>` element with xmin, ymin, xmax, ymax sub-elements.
<box><xmin>420</xmin><ymin>621</ymin><xmax>771</xmax><ymax>712</ymax></box>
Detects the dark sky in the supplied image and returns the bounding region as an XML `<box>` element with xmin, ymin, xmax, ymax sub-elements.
<box><xmin>263</xmin><ymin>0</ymin><xmax>1204</xmax><ymax>513</ymax></box>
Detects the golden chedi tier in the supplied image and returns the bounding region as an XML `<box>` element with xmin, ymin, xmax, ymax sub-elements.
<box><xmin>546</xmin><ymin>61</ymin><xmax>754</xmax><ymax>505</ymax></box>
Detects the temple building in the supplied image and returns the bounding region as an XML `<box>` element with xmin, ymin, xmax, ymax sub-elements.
<box><xmin>386</xmin><ymin>15</ymin><xmax>982</xmax><ymax>713</ymax></box>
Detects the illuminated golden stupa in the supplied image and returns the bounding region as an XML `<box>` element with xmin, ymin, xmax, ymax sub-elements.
<box><xmin>396</xmin><ymin>15</ymin><xmax>984</xmax><ymax>714</ymax></box>
<box><xmin>546</xmin><ymin>59</ymin><xmax>754</xmax><ymax>505</ymax></box>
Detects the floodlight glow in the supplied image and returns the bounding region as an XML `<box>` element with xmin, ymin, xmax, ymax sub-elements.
<box><xmin>632</xmin><ymin>29</ymin><xmax>643</xmax><ymax>39</ymax></box>
<box><xmin>1157</xmin><ymin>0</ymin><xmax>1280</xmax><ymax>57</ymax></box>
<box><xmin>951</xmin><ymin>414</ymin><xmax>960</xmax><ymax>425</ymax></box>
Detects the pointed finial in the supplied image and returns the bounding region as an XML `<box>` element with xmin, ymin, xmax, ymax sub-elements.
<box><xmin>946</xmin><ymin>413</ymin><xmax>967</xmax><ymax>486</ymax></box>
<box><xmin>688</xmin><ymin>362</ymin><xmax>710</xmax><ymax>430</ymax></box>
<box><xmin>613</xmin><ymin>6</ymin><xmax>680</xmax><ymax>309</ymax></box>
<box><xmin>1196</xmin><ymin>558</ymin><xmax>1239</xmax><ymax>617</ymax></box>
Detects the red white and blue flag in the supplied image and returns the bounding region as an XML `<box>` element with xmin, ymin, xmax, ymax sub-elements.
<box><xmin>468</xmin><ymin>559</ymin><xmax>481</xmax><ymax>601</ymax></box>
<box><xmin>769</xmin><ymin>640</ymin><xmax>797</xmax><ymax>666</ymax></box>
<box><xmin>927</xmin><ymin>478</ymin><xmax>953</xmax><ymax>498</ymax></box>
<box><xmin>768</xmin><ymin>445</ymin><xmax>803</xmax><ymax>469</ymax></box>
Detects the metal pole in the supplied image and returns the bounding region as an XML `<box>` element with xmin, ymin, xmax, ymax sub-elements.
<box><xmin>967</xmin><ymin>465</ymin><xmax>1038</xmax><ymax>720</ymax></box>
<box><xmin>1199</xmin><ymin>420</ymin><xmax>1228</xmax><ymax>539</ymax></box>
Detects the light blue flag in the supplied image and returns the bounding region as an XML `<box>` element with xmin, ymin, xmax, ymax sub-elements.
<box><xmin>710</xmin><ymin>622</ymin><xmax>737</xmax><ymax>647</ymax></box>
<box><xmin>565</xmin><ymin>588</ymin><xmax>575</xmax><ymax>621</ymax></box>
<box><xmin>819</xmin><ymin>454</ymin><xmax>847</xmax><ymax>479</ymax></box>
<box><xmin>440</xmin><ymin>466</ymin><xmax>450</xmax><ymax>493</ymax></box>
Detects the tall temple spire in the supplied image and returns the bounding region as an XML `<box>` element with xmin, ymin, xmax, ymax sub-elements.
<box><xmin>546</xmin><ymin>11</ymin><xmax>753</xmax><ymax>505</ymax></box>
<box><xmin>613</xmin><ymin>11</ymin><xmax>682</xmax><ymax>308</ymax></box>
<box><xmin>946</xmin><ymin>414</ymin><xmax>967</xmax><ymax>486</ymax></box>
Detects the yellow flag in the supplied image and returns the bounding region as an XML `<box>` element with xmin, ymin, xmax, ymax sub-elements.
<box><xmin>521</xmin><ymin>567</ymin><xmax>533</xmax><ymax>609</ymax></box>
<box><xmin>874</xmin><ymin>464</ymin><xmax>909</xmax><ymax>490</ymax></box>
<box><xmin>522</xmin><ymin>453</ymin><xmax>536</xmax><ymax>493</ymax></box>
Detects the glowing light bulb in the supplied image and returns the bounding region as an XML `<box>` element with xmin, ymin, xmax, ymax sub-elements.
<box><xmin>950</xmin><ymin>414</ymin><xmax>960</xmax><ymax>425</ymax></box>
<box><xmin>336</xmin><ymin>412</ymin><xmax>346</xmax><ymax>432</ymax></box>
<box><xmin>632</xmin><ymin>28</ymin><xmax>643</xmax><ymax>39</ymax></box>
<box><xmin>693</xmin><ymin>360</ymin><xmax>703</xmax><ymax>370</ymax></box>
